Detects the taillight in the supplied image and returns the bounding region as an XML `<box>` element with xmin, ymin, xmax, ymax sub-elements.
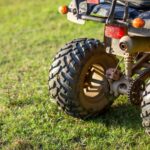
<box><xmin>105</xmin><ymin>25</ymin><xmax>126</xmax><ymax>39</ymax></box>
<box><xmin>87</xmin><ymin>0</ymin><xmax>99</xmax><ymax>4</ymax></box>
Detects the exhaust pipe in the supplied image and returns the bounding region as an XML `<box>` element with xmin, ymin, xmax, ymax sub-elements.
<box><xmin>119</xmin><ymin>36</ymin><xmax>133</xmax><ymax>51</ymax></box>
<box><xmin>119</xmin><ymin>36</ymin><xmax>150</xmax><ymax>53</ymax></box>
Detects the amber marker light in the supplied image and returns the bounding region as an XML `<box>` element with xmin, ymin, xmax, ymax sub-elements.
<box><xmin>58</xmin><ymin>5</ymin><xmax>68</xmax><ymax>15</ymax></box>
<box><xmin>132</xmin><ymin>18</ymin><xmax>145</xmax><ymax>28</ymax></box>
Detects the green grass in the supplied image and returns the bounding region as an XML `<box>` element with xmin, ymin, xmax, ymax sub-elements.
<box><xmin>0</xmin><ymin>0</ymin><xmax>150</xmax><ymax>149</ymax></box>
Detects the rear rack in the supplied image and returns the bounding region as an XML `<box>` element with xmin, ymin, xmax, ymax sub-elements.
<box><xmin>75</xmin><ymin>0</ymin><xmax>130</xmax><ymax>26</ymax></box>
<box><xmin>80</xmin><ymin>14</ymin><xmax>129</xmax><ymax>26</ymax></box>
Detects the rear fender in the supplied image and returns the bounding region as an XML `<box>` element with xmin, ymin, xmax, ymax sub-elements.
<box><xmin>67</xmin><ymin>0</ymin><xmax>86</xmax><ymax>24</ymax></box>
<box><xmin>67</xmin><ymin>12</ymin><xmax>85</xmax><ymax>24</ymax></box>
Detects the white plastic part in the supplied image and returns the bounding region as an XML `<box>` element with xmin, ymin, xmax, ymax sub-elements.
<box><xmin>67</xmin><ymin>12</ymin><xmax>85</xmax><ymax>25</ymax></box>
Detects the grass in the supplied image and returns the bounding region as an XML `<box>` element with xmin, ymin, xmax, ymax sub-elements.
<box><xmin>0</xmin><ymin>0</ymin><xmax>150</xmax><ymax>149</ymax></box>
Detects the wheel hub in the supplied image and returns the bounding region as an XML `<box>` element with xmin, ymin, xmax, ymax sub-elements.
<box><xmin>83</xmin><ymin>64</ymin><xmax>108</xmax><ymax>98</ymax></box>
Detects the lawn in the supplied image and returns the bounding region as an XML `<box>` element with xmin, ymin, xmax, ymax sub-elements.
<box><xmin>0</xmin><ymin>0</ymin><xmax>150</xmax><ymax>149</ymax></box>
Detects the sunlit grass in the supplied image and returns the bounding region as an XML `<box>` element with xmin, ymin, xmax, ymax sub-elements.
<box><xmin>0</xmin><ymin>0</ymin><xmax>150</xmax><ymax>149</ymax></box>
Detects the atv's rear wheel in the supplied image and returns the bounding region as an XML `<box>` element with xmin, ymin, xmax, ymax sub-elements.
<box><xmin>49</xmin><ymin>38</ymin><xmax>118</xmax><ymax>119</ymax></box>
<box><xmin>141</xmin><ymin>80</ymin><xmax>150</xmax><ymax>135</ymax></box>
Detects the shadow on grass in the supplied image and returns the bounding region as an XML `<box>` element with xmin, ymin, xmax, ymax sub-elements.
<box><xmin>91</xmin><ymin>103</ymin><xmax>141</xmax><ymax>130</ymax></box>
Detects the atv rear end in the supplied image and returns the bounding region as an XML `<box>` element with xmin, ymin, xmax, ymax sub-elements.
<box><xmin>49</xmin><ymin>0</ymin><xmax>150</xmax><ymax>135</ymax></box>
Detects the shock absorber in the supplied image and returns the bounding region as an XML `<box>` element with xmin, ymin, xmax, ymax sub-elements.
<box><xmin>124</xmin><ymin>53</ymin><xmax>133</xmax><ymax>79</ymax></box>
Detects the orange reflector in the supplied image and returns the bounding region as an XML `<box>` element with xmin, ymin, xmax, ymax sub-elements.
<box><xmin>132</xmin><ymin>18</ymin><xmax>145</xmax><ymax>28</ymax></box>
<box><xmin>58</xmin><ymin>5</ymin><xmax>68</xmax><ymax>15</ymax></box>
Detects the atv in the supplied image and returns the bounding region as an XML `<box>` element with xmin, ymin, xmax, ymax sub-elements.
<box><xmin>49</xmin><ymin>0</ymin><xmax>150</xmax><ymax>135</ymax></box>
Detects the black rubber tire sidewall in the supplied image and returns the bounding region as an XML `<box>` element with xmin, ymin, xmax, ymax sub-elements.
<box><xmin>49</xmin><ymin>38</ymin><xmax>118</xmax><ymax>119</ymax></box>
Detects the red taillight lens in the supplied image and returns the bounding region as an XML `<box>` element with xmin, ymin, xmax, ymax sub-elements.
<box><xmin>105</xmin><ymin>25</ymin><xmax>126</xmax><ymax>39</ymax></box>
<box><xmin>87</xmin><ymin>0</ymin><xmax>99</xmax><ymax>4</ymax></box>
